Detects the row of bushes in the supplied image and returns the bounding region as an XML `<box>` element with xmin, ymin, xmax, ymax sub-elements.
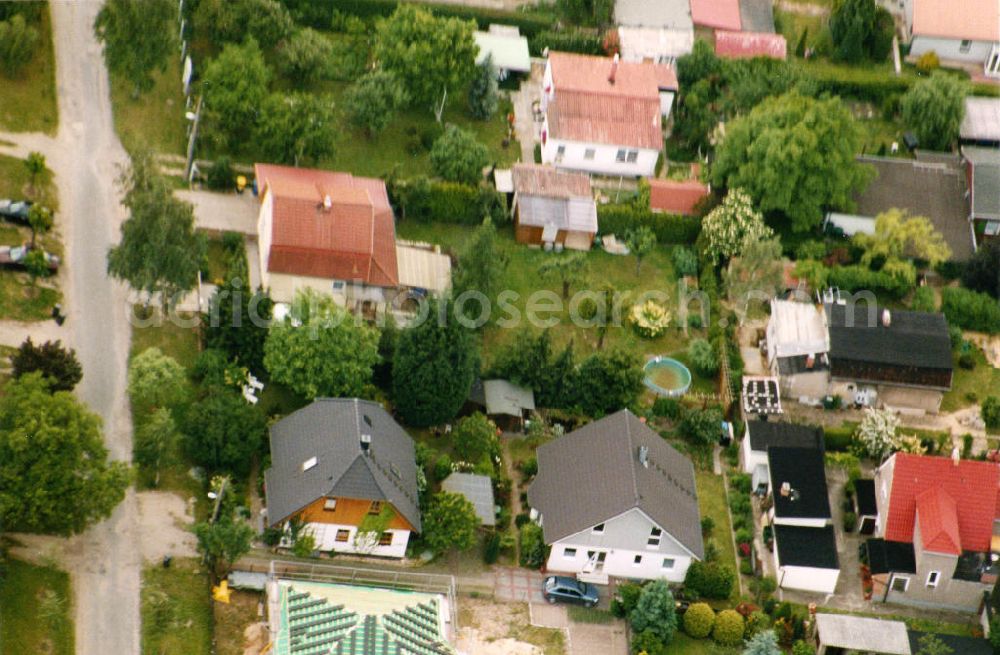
<box><xmin>597</xmin><ymin>203</ymin><xmax>702</xmax><ymax>245</ymax></box>
<box><xmin>941</xmin><ymin>287</ymin><xmax>1000</xmax><ymax>334</ymax></box>
<box><xmin>388</xmin><ymin>177</ymin><xmax>508</xmax><ymax>226</ymax></box>
<box><xmin>826</xmin><ymin>264</ymin><xmax>910</xmax><ymax>299</ymax></box>
<box><xmin>528</xmin><ymin>29</ymin><xmax>604</xmax><ymax>57</ymax></box>
<box><xmin>310</xmin><ymin>0</ymin><xmax>555</xmax><ymax>36</ymax></box>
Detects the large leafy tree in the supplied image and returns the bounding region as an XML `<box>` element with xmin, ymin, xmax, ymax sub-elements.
<box><xmin>430</xmin><ymin>125</ymin><xmax>490</xmax><ymax>185</ymax></box>
<box><xmin>452</xmin><ymin>412</ymin><xmax>499</xmax><ymax>463</ymax></box>
<box><xmin>193</xmin><ymin>0</ymin><xmax>293</xmax><ymax>50</ymax></box>
<box><xmin>181</xmin><ymin>388</ymin><xmax>266</xmax><ymax>476</ymax></box>
<box><xmin>700</xmin><ymin>188</ymin><xmax>773</xmax><ymax>265</ymax></box>
<box><xmin>854</xmin><ymin>407</ymin><xmax>901</xmax><ymax>461</ymax></box>
<box><xmin>374</xmin><ymin>5</ymin><xmax>477</xmax><ymax>117</ymax></box>
<box><xmin>629</xmin><ymin>580</ymin><xmax>677</xmax><ymax>646</ymax></box>
<box><xmin>107</xmin><ymin>152</ymin><xmax>206</xmax><ymax>308</ymax></box>
<box><xmin>204</xmin><ymin>280</ymin><xmax>273</xmax><ymax>377</ymax></box>
<box><xmin>575</xmin><ymin>348</ymin><xmax>643</xmax><ymax>416</ymax></box>
<box><xmin>901</xmin><ymin>73</ymin><xmax>968</xmax><ymax>152</ymax></box>
<box><xmin>724</xmin><ymin>237</ymin><xmax>785</xmax><ymax>315</ymax></box>
<box><xmin>194</xmin><ymin>517</ymin><xmax>254</xmax><ymax>580</ymax></box>
<box><xmin>422</xmin><ymin>491</ymin><xmax>479</xmax><ymax>553</ymax></box>
<box><xmin>11</xmin><ymin>338</ymin><xmax>82</xmax><ymax>392</ymax></box>
<box><xmin>94</xmin><ymin>0</ymin><xmax>175</xmax><ymax>95</ymax></box>
<box><xmin>711</xmin><ymin>92</ymin><xmax>871</xmax><ymax>232</ymax></box>
<box><xmin>538</xmin><ymin>251</ymin><xmax>588</xmax><ymax>299</ymax></box>
<box><xmin>854</xmin><ymin>209</ymin><xmax>952</xmax><ymax>268</ymax></box>
<box><xmin>277</xmin><ymin>27</ymin><xmax>334</xmax><ymax>84</ymax></box>
<box><xmin>255</xmin><ymin>92</ymin><xmax>336</xmax><ymax>166</ymax></box>
<box><xmin>829</xmin><ymin>0</ymin><xmax>894</xmax><ymax>63</ymax></box>
<box><xmin>468</xmin><ymin>54</ymin><xmax>499</xmax><ymax>120</ymax></box>
<box><xmin>127</xmin><ymin>347</ymin><xmax>187</xmax><ymax>412</ymax></box>
<box><xmin>453</xmin><ymin>218</ymin><xmax>510</xmax><ymax>306</ymax></box>
<box><xmin>961</xmin><ymin>240</ymin><xmax>1000</xmax><ymax>299</ymax></box>
<box><xmin>134</xmin><ymin>407</ymin><xmax>178</xmax><ymax>487</ymax></box>
<box><xmin>201</xmin><ymin>39</ymin><xmax>271</xmax><ymax>148</ymax></box>
<box><xmin>392</xmin><ymin>299</ymin><xmax>479</xmax><ymax>427</ymax></box>
<box><xmin>263</xmin><ymin>290</ymin><xmax>380</xmax><ymax>399</ymax></box>
<box><xmin>343</xmin><ymin>71</ymin><xmax>408</xmax><ymax>138</ymax></box>
<box><xmin>0</xmin><ymin>373</ymin><xmax>129</xmax><ymax>535</ymax></box>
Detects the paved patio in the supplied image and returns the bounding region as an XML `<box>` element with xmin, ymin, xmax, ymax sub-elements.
<box><xmin>176</xmin><ymin>188</ymin><xmax>259</xmax><ymax>236</ymax></box>
<box><xmin>494</xmin><ymin>567</ymin><xmax>545</xmax><ymax>603</ymax></box>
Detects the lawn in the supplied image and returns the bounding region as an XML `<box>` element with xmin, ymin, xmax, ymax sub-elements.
<box><xmin>0</xmin><ymin>272</ymin><xmax>61</xmax><ymax>321</ymax></box>
<box><xmin>665</xmin><ymin>632</ymin><xmax>738</xmax><ymax>654</ymax></box>
<box><xmin>109</xmin><ymin>56</ymin><xmax>188</xmax><ymax>155</ymax></box>
<box><xmin>141</xmin><ymin>558</ymin><xmax>213</xmax><ymax>655</ymax></box>
<box><xmin>942</xmin><ymin>347</ymin><xmax>1000</xmax><ymax>413</ymax></box>
<box><xmin>130</xmin><ymin>307</ymin><xmax>202</xmax><ymax>369</ymax></box>
<box><xmin>0</xmin><ymin>3</ymin><xmax>58</xmax><ymax>134</ymax></box>
<box><xmin>0</xmin><ymin>153</ymin><xmax>59</xmax><ymax>210</ymax></box>
<box><xmin>214</xmin><ymin>589</ymin><xmax>262</xmax><ymax>655</ymax></box>
<box><xmin>774</xmin><ymin>8</ymin><xmax>826</xmax><ymax>53</ymax></box>
<box><xmin>694</xmin><ymin>469</ymin><xmax>740</xmax><ymax>602</ymax></box>
<box><xmin>201</xmin><ymin>234</ymin><xmax>231</xmax><ymax>285</ymax></box>
<box><xmin>395</xmin><ymin>221</ymin><xmax>695</xmax><ymax>367</ymax></box>
<box><xmin>0</xmin><ymin>557</ymin><xmax>74</xmax><ymax>655</ymax></box>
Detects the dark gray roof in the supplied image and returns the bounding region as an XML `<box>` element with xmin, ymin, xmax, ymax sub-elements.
<box><xmin>739</xmin><ymin>0</ymin><xmax>775</xmax><ymax>32</ymax></box>
<box><xmin>264</xmin><ymin>399</ymin><xmax>421</xmax><ymax>531</ymax></box>
<box><xmin>866</xmin><ymin>538</ymin><xmax>917</xmax><ymax>575</ymax></box>
<box><xmin>854</xmin><ymin>156</ymin><xmax>975</xmax><ymax>261</ymax></box>
<box><xmin>768</xmin><ymin>447</ymin><xmax>831</xmax><ymax>519</ymax></box>
<box><xmin>826</xmin><ymin>303</ymin><xmax>953</xmax><ymax>371</ymax></box>
<box><xmin>746</xmin><ymin>420</ymin><xmax>823</xmax><ymax>452</ymax></box>
<box><xmin>527</xmin><ymin>409</ymin><xmax>704</xmax><ymax>558</ymax></box>
<box><xmin>774</xmin><ymin>525</ymin><xmax>839</xmax><ymax>569</ymax></box>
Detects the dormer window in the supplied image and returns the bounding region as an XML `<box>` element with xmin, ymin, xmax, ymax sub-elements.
<box><xmin>648</xmin><ymin>527</ymin><xmax>662</xmax><ymax>547</ymax></box>
<box><xmin>323</xmin><ymin>498</ymin><xmax>337</xmax><ymax>511</ymax></box>
<box><xmin>592</xmin><ymin>523</ymin><xmax>605</xmax><ymax>534</ymax></box>
<box><xmin>302</xmin><ymin>456</ymin><xmax>317</xmax><ymax>471</ymax></box>
<box><xmin>369</xmin><ymin>501</ymin><xmax>383</xmax><ymax>516</ymax></box>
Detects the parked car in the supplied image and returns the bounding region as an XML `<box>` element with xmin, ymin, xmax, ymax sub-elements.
<box><xmin>542</xmin><ymin>576</ymin><xmax>599</xmax><ymax>607</ymax></box>
<box><xmin>0</xmin><ymin>199</ymin><xmax>32</xmax><ymax>224</ymax></box>
<box><xmin>0</xmin><ymin>245</ymin><xmax>60</xmax><ymax>272</ymax></box>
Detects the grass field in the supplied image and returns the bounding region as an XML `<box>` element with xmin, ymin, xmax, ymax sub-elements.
<box><xmin>694</xmin><ymin>469</ymin><xmax>739</xmax><ymax>602</ymax></box>
<box><xmin>942</xmin><ymin>347</ymin><xmax>1000</xmax><ymax>413</ymax></box>
<box><xmin>214</xmin><ymin>590</ymin><xmax>262</xmax><ymax>655</ymax></box>
<box><xmin>0</xmin><ymin>558</ymin><xmax>74</xmax><ymax>655</ymax></box>
<box><xmin>110</xmin><ymin>57</ymin><xmax>188</xmax><ymax>155</ymax></box>
<box><xmin>0</xmin><ymin>4</ymin><xmax>58</xmax><ymax>134</ymax></box>
<box><xmin>141</xmin><ymin>558</ymin><xmax>213</xmax><ymax>655</ymax></box>
<box><xmin>0</xmin><ymin>153</ymin><xmax>59</xmax><ymax>210</ymax></box>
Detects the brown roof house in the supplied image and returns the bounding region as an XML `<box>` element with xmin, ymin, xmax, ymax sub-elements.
<box><xmin>540</xmin><ymin>52</ymin><xmax>676</xmax><ymax>177</ymax></box>
<box><xmin>527</xmin><ymin>410</ymin><xmax>703</xmax><ymax>585</ymax></box>
<box><xmin>254</xmin><ymin>163</ymin><xmax>451</xmax><ymax>312</ymax></box>
<box><xmin>264</xmin><ymin>399</ymin><xmax>421</xmax><ymax>558</ymax></box>
<box><xmin>511</xmin><ymin>164</ymin><xmax>597</xmax><ymax>251</ymax></box>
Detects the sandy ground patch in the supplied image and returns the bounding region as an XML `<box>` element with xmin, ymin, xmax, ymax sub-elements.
<box><xmin>136</xmin><ymin>491</ymin><xmax>198</xmax><ymax>562</ymax></box>
<box><xmin>456</xmin><ymin>598</ymin><xmax>558</xmax><ymax>655</ymax></box>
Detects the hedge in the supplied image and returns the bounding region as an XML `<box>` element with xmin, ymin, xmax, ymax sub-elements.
<box><xmin>597</xmin><ymin>203</ymin><xmax>701</xmax><ymax>245</ymax></box>
<box><xmin>823</xmin><ymin>425</ymin><xmax>854</xmax><ymax>452</ymax></box>
<box><xmin>389</xmin><ymin>177</ymin><xmax>508</xmax><ymax>226</ymax></box>
<box><xmin>321</xmin><ymin>0</ymin><xmax>554</xmax><ymax>37</ymax></box>
<box><xmin>826</xmin><ymin>264</ymin><xmax>910</xmax><ymax>299</ymax></box>
<box><xmin>528</xmin><ymin>29</ymin><xmax>604</xmax><ymax>57</ymax></box>
<box><xmin>941</xmin><ymin>287</ymin><xmax>1000</xmax><ymax>334</ymax></box>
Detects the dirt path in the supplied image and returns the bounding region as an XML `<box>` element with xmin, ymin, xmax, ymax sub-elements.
<box><xmin>502</xmin><ymin>436</ymin><xmax>524</xmax><ymax>562</ymax></box>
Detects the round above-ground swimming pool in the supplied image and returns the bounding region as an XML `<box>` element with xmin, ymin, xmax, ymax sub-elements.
<box><xmin>643</xmin><ymin>356</ymin><xmax>692</xmax><ymax>397</ymax></box>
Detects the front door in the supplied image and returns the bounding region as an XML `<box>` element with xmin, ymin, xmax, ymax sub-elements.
<box><xmin>586</xmin><ymin>551</ymin><xmax>607</xmax><ymax>572</ymax></box>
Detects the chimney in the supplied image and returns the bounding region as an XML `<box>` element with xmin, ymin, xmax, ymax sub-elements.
<box><xmin>881</xmin><ymin>309</ymin><xmax>891</xmax><ymax>328</ymax></box>
<box><xmin>360</xmin><ymin>433</ymin><xmax>372</xmax><ymax>454</ymax></box>
<box><xmin>608</xmin><ymin>53</ymin><xmax>619</xmax><ymax>85</ymax></box>
<box><xmin>638</xmin><ymin>445</ymin><xmax>649</xmax><ymax>468</ymax></box>
<box><xmin>952</xmin><ymin>446</ymin><xmax>961</xmax><ymax>466</ymax></box>
<box><xmin>780</xmin><ymin>482</ymin><xmax>791</xmax><ymax>497</ymax></box>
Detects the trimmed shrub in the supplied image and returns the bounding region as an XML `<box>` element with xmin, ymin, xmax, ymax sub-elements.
<box><xmin>672</xmin><ymin>245</ymin><xmax>699</xmax><ymax>277</ymax></box>
<box><xmin>597</xmin><ymin>203</ymin><xmax>701</xmax><ymax>244</ymax></box>
<box><xmin>941</xmin><ymin>287</ymin><xmax>1000</xmax><ymax>333</ymax></box>
<box><xmin>983</xmin><ymin>396</ymin><xmax>1000</xmax><ymax>430</ymax></box>
<box><xmin>683</xmin><ymin>602</ymin><xmax>715</xmax><ymax>638</ymax></box>
<box><xmin>519</xmin><ymin>522</ymin><xmax>546</xmax><ymax>568</ymax></box>
<box><xmin>910</xmin><ymin>285</ymin><xmax>936</xmax><ymax>312</ymax></box>
<box><xmin>687</xmin><ymin>338</ymin><xmax>719</xmax><ymax>377</ymax></box>
<box><xmin>826</xmin><ymin>264</ymin><xmax>911</xmax><ymax>298</ymax></box>
<box><xmin>712</xmin><ymin>609</ymin><xmax>745</xmax><ymax>646</ymax></box>
<box><xmin>652</xmin><ymin>397</ymin><xmax>681</xmax><ymax>419</ymax></box>
<box><xmin>631</xmin><ymin>629</ymin><xmax>665</xmax><ymax>655</ymax></box>
<box><xmin>528</xmin><ymin>29</ymin><xmax>603</xmax><ymax>56</ymax></box>
<box><xmin>823</xmin><ymin>426</ymin><xmax>854</xmax><ymax>452</ymax></box>
<box><xmin>685</xmin><ymin>561</ymin><xmax>735</xmax><ymax>599</ymax></box>
<box><xmin>612</xmin><ymin>581</ymin><xmax>644</xmax><ymax>617</ymax></box>
<box><xmin>389</xmin><ymin>177</ymin><xmax>508</xmax><ymax>226</ymax></box>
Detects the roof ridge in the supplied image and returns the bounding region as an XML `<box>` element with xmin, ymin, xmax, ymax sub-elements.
<box><xmin>624</xmin><ymin>411</ymin><xmax>641</xmax><ymax>507</ymax></box>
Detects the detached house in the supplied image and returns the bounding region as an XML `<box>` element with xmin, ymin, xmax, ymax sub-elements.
<box><xmin>511</xmin><ymin>163</ymin><xmax>598</xmax><ymax>251</ymax></box>
<box><xmin>866</xmin><ymin>452</ymin><xmax>1000</xmax><ymax>612</ymax></box>
<box><xmin>527</xmin><ymin>410</ymin><xmax>704</xmax><ymax>584</ymax></box>
<box><xmin>540</xmin><ymin>52</ymin><xmax>676</xmax><ymax>177</ymax></box>
<box><xmin>740</xmin><ymin>420</ymin><xmax>824</xmax><ymax>493</ymax></box>
<box><xmin>254</xmin><ymin>163</ymin><xmax>450</xmax><ymax>312</ymax></box>
<box><xmin>264</xmin><ymin>399</ymin><xmax>422</xmax><ymax>559</ymax></box>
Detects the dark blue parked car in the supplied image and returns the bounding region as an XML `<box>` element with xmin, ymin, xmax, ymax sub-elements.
<box><xmin>542</xmin><ymin>576</ymin><xmax>599</xmax><ymax>607</ymax></box>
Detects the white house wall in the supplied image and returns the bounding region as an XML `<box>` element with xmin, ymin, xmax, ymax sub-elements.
<box><xmin>304</xmin><ymin>522</ymin><xmax>410</xmax><ymax>559</ymax></box>
<box><xmin>541</xmin><ymin>135</ymin><xmax>659</xmax><ymax>177</ymax></box>
<box><xmin>257</xmin><ymin>190</ymin><xmax>273</xmax><ymax>289</ymax></box>
<box><xmin>546</xmin><ymin>542</ymin><xmax>692</xmax><ymax>582</ymax></box>
<box><xmin>740</xmin><ymin>436</ymin><xmax>768</xmax><ymax>476</ymax></box>
<box><xmin>777</xmin><ymin>563</ymin><xmax>840</xmax><ymax>594</ymax></box>
<box><xmin>909</xmin><ymin>36</ymin><xmax>995</xmax><ymax>64</ymax></box>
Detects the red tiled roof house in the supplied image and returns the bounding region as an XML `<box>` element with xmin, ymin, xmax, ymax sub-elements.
<box><xmin>540</xmin><ymin>52</ymin><xmax>677</xmax><ymax>177</ymax></box>
<box><xmin>867</xmin><ymin>452</ymin><xmax>1000</xmax><ymax>611</ymax></box>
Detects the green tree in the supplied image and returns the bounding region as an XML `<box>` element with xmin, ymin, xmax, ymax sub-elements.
<box><xmin>94</xmin><ymin>0</ymin><xmax>175</xmax><ymax>95</ymax></box>
<box><xmin>674</xmin><ymin>80</ymin><xmax>718</xmax><ymax>154</ymax></box>
<box><xmin>0</xmin><ymin>13</ymin><xmax>39</xmax><ymax>77</ymax></box>
<box><xmin>683</xmin><ymin>603</ymin><xmax>716</xmax><ymax>638</ymax></box>
<box><xmin>204</xmin><ymin>279</ymin><xmax>273</xmax><ymax>377</ymax></box>
<box><xmin>711</xmin><ymin>92</ymin><xmax>871</xmax><ymax>232</ymax></box>
<box><xmin>854</xmin><ymin>208</ymin><xmax>952</xmax><ymax>268</ymax></box>
<box><xmin>128</xmin><ymin>347</ymin><xmax>187</xmax><ymax>412</ymax></box>
<box><xmin>575</xmin><ymin>348</ymin><xmax>644</xmax><ymax>416</ymax></box>
<box><xmin>134</xmin><ymin>407</ymin><xmax>178</xmax><ymax>487</ymax></box>
<box><xmin>430</xmin><ymin>125</ymin><xmax>490</xmax><ymax>185</ymax></box>
<box><xmin>11</xmin><ymin>338</ymin><xmax>82</xmax><ymax>392</ymax></box>
<box><xmin>454</xmin><ymin>218</ymin><xmax>510</xmax><ymax>304</ymax></box>
<box><xmin>829</xmin><ymin>0</ymin><xmax>894</xmax><ymax>62</ymax></box>
<box><xmin>107</xmin><ymin>152</ymin><xmax>206</xmax><ymax>309</ymax></box>
<box><xmin>680</xmin><ymin>406</ymin><xmax>724</xmax><ymax>446</ymax></box>
<box><xmin>961</xmin><ymin>240</ymin><xmax>1000</xmax><ymax>299</ymax></box>
<box><xmin>374</xmin><ymin>5</ymin><xmax>478</xmax><ymax>118</ymax></box>
<box><xmin>344</xmin><ymin>70</ymin><xmax>408</xmax><ymax>138</ymax></box>
<box><xmin>743</xmin><ymin>630</ymin><xmax>782</xmax><ymax>655</ymax></box>
<box><xmin>193</xmin><ymin>0</ymin><xmax>293</xmax><ymax>50</ymax></box>
<box><xmin>255</xmin><ymin>92</ymin><xmax>336</xmax><ymax>166</ymax></box>
<box><xmin>676</xmin><ymin>39</ymin><xmax>723</xmax><ymax>88</ymax></box>
<box><xmin>981</xmin><ymin>396</ymin><xmax>1000</xmax><ymax>430</ymax></box>
<box><xmin>23</xmin><ymin>151</ymin><xmax>46</xmax><ymax>198</ymax></box>
<box><xmin>453</xmin><ymin>412</ymin><xmax>499</xmax><ymax>463</ymax></box>
<box><xmin>687</xmin><ymin>339</ymin><xmax>719</xmax><ymax>377</ymax></box>
<box><xmin>422</xmin><ymin>491</ymin><xmax>479</xmax><ymax>553</ymax></box>
<box><xmin>0</xmin><ymin>373</ymin><xmax>129</xmax><ymax>535</ymax></box>
<box><xmin>855</xmin><ymin>407</ymin><xmax>901</xmax><ymax>461</ymax></box>
<box><xmin>712</xmin><ymin>609</ymin><xmax>745</xmax><ymax>646</ymax></box>
<box><xmin>625</xmin><ymin>226</ymin><xmax>656</xmax><ymax>275</ymax></box>
<box><xmin>629</xmin><ymin>580</ymin><xmax>677</xmax><ymax>645</ymax></box>
<box><xmin>201</xmin><ymin>39</ymin><xmax>271</xmax><ymax>149</ymax></box>
<box><xmin>701</xmin><ymin>188</ymin><xmax>773</xmax><ymax>265</ymax></box>
<box><xmin>24</xmin><ymin>249</ymin><xmax>49</xmax><ymax>294</ymax></box>
<box><xmin>556</xmin><ymin>0</ymin><xmax>614</xmax><ymax>25</ymax></box>
<box><xmin>263</xmin><ymin>290</ymin><xmax>380</xmax><ymax>399</ymax></box>
<box><xmin>392</xmin><ymin>299</ymin><xmax>479</xmax><ymax>427</ymax></box>
<box><xmin>914</xmin><ymin>633</ymin><xmax>953</xmax><ymax>655</ymax></box>
<box><xmin>277</xmin><ymin>27</ymin><xmax>333</xmax><ymax>84</ymax></box>
<box><xmin>194</xmin><ymin>517</ymin><xmax>254</xmax><ymax>580</ymax></box>
<box><xmin>181</xmin><ymin>388</ymin><xmax>265</xmax><ymax>476</ymax></box>
<box><xmin>538</xmin><ymin>251</ymin><xmax>588</xmax><ymax>299</ymax></box>
<box><xmin>724</xmin><ymin>237</ymin><xmax>785</xmax><ymax>313</ymax></box>
<box><xmin>27</xmin><ymin>204</ymin><xmax>52</xmax><ymax>249</ymax></box>
<box><xmin>901</xmin><ymin>73</ymin><xmax>968</xmax><ymax>152</ymax></box>
<box><xmin>468</xmin><ymin>54</ymin><xmax>499</xmax><ymax>120</ymax></box>
<box><xmin>631</xmin><ymin>630</ymin><xmax>666</xmax><ymax>655</ymax></box>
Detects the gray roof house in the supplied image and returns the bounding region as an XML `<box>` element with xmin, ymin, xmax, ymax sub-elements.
<box><xmin>527</xmin><ymin>410</ymin><xmax>703</xmax><ymax>583</ymax></box>
<box><xmin>264</xmin><ymin>399</ymin><xmax>421</xmax><ymax>538</ymax></box>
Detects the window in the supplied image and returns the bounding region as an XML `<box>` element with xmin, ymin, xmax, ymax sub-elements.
<box><xmin>323</xmin><ymin>498</ymin><xmax>337</xmax><ymax>511</ymax></box>
<box><xmin>647</xmin><ymin>527</ymin><xmax>662</xmax><ymax>547</ymax></box>
<box><xmin>615</xmin><ymin>149</ymin><xmax>627</xmax><ymax>162</ymax></box>
<box><xmin>985</xmin><ymin>220</ymin><xmax>1000</xmax><ymax>236</ymax></box>
<box><xmin>891</xmin><ymin>576</ymin><xmax>909</xmax><ymax>593</ymax></box>
<box><xmin>332</xmin><ymin>281</ymin><xmax>345</xmax><ymax>290</ymax></box>
<box><xmin>335</xmin><ymin>529</ymin><xmax>350</xmax><ymax>543</ymax></box>
<box><xmin>302</xmin><ymin>456</ymin><xmax>318</xmax><ymax>471</ymax></box>
<box><xmin>592</xmin><ymin>523</ymin><xmax>605</xmax><ymax>534</ymax></box>
<box><xmin>584</xmin><ymin>148</ymin><xmax>596</xmax><ymax>160</ymax></box>
<box><xmin>633</xmin><ymin>555</ymin><xmax>643</xmax><ymax>565</ymax></box>
<box><xmin>378</xmin><ymin>532</ymin><xmax>393</xmax><ymax>546</ymax></box>
<box><xmin>626</xmin><ymin>151</ymin><xmax>639</xmax><ymax>163</ymax></box>
<box><xmin>369</xmin><ymin>501</ymin><xmax>383</xmax><ymax>516</ymax></box>
<box><xmin>661</xmin><ymin>558</ymin><xmax>675</xmax><ymax>569</ymax></box>
<box><xmin>960</xmin><ymin>39</ymin><xmax>972</xmax><ymax>53</ymax></box>
<box><xmin>926</xmin><ymin>571</ymin><xmax>940</xmax><ymax>588</ymax></box>
<box><xmin>564</xmin><ymin>547</ymin><xmax>577</xmax><ymax>558</ymax></box>
<box><xmin>556</xmin><ymin>145</ymin><xmax>566</xmax><ymax>156</ymax></box>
